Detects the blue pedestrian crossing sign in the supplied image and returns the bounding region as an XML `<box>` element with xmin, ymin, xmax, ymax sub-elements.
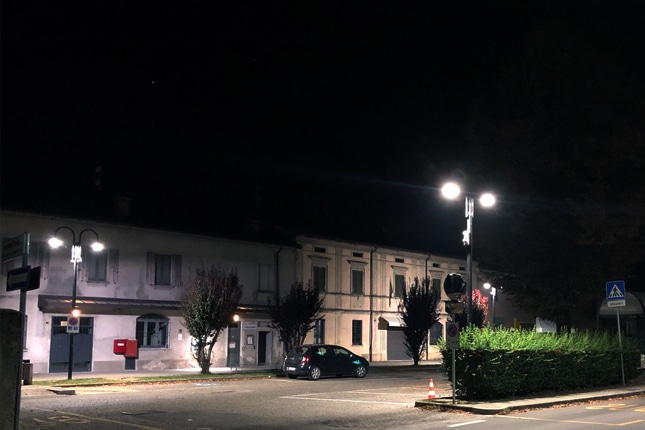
<box><xmin>606</xmin><ymin>280</ymin><xmax>626</xmax><ymax>307</ymax></box>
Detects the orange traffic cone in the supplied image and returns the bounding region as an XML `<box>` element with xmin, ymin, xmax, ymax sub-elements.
<box><xmin>427</xmin><ymin>378</ymin><xmax>436</xmax><ymax>400</ymax></box>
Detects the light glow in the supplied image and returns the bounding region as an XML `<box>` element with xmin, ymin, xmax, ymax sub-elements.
<box><xmin>480</xmin><ymin>193</ymin><xmax>496</xmax><ymax>207</ymax></box>
<box><xmin>49</xmin><ymin>237</ymin><xmax>63</xmax><ymax>248</ymax></box>
<box><xmin>91</xmin><ymin>242</ymin><xmax>105</xmax><ymax>252</ymax></box>
<box><xmin>441</xmin><ymin>182</ymin><xmax>461</xmax><ymax>200</ymax></box>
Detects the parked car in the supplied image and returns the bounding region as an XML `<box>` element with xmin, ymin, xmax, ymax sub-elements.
<box><xmin>283</xmin><ymin>344</ymin><xmax>369</xmax><ymax>380</ymax></box>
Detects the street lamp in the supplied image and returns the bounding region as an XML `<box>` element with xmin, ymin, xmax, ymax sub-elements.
<box><xmin>441</xmin><ymin>181</ymin><xmax>495</xmax><ymax>326</ymax></box>
<box><xmin>483</xmin><ymin>282</ymin><xmax>497</xmax><ymax>328</ymax></box>
<box><xmin>49</xmin><ymin>226</ymin><xmax>104</xmax><ymax>380</ymax></box>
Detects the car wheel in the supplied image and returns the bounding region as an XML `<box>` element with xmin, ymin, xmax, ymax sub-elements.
<box><xmin>287</xmin><ymin>374</ymin><xmax>298</xmax><ymax>379</ymax></box>
<box><xmin>354</xmin><ymin>364</ymin><xmax>367</xmax><ymax>378</ymax></box>
<box><xmin>308</xmin><ymin>366</ymin><xmax>322</xmax><ymax>381</ymax></box>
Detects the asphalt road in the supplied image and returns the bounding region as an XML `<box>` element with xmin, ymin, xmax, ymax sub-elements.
<box><xmin>18</xmin><ymin>368</ymin><xmax>645</xmax><ymax>429</ymax></box>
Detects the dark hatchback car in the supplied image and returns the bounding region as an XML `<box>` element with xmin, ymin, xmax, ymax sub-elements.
<box><xmin>283</xmin><ymin>344</ymin><xmax>369</xmax><ymax>381</ymax></box>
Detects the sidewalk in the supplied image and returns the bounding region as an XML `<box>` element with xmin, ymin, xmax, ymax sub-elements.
<box><xmin>21</xmin><ymin>361</ymin><xmax>645</xmax><ymax>415</ymax></box>
<box><xmin>416</xmin><ymin>368</ymin><xmax>645</xmax><ymax>414</ymax></box>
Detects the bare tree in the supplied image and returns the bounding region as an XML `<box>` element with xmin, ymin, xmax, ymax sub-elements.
<box><xmin>268</xmin><ymin>280</ymin><xmax>325</xmax><ymax>355</ymax></box>
<box><xmin>181</xmin><ymin>265</ymin><xmax>243</xmax><ymax>374</ymax></box>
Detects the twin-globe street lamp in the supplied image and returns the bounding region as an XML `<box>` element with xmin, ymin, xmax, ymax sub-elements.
<box><xmin>441</xmin><ymin>182</ymin><xmax>495</xmax><ymax>326</ymax></box>
<box><xmin>49</xmin><ymin>226</ymin><xmax>104</xmax><ymax>380</ymax></box>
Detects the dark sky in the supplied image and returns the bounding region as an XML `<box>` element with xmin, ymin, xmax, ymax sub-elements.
<box><xmin>1</xmin><ymin>2</ymin><xmax>635</xmax><ymax>255</ymax></box>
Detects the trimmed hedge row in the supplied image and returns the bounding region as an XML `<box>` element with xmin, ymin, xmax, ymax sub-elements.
<box><xmin>439</xmin><ymin>326</ymin><xmax>642</xmax><ymax>400</ymax></box>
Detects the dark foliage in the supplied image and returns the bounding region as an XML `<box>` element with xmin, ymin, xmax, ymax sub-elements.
<box><xmin>267</xmin><ymin>280</ymin><xmax>325</xmax><ymax>355</ymax></box>
<box><xmin>181</xmin><ymin>265</ymin><xmax>243</xmax><ymax>374</ymax></box>
<box><xmin>398</xmin><ymin>277</ymin><xmax>442</xmax><ymax>365</ymax></box>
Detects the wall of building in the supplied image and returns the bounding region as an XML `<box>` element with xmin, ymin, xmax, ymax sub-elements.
<box><xmin>1</xmin><ymin>211</ymin><xmax>473</xmax><ymax>375</ymax></box>
<box><xmin>0</xmin><ymin>211</ymin><xmax>297</xmax><ymax>374</ymax></box>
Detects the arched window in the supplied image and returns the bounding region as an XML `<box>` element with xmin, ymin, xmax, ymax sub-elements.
<box><xmin>136</xmin><ymin>314</ymin><xmax>169</xmax><ymax>348</ymax></box>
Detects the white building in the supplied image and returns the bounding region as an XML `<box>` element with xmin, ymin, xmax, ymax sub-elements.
<box><xmin>1</xmin><ymin>210</ymin><xmax>469</xmax><ymax>375</ymax></box>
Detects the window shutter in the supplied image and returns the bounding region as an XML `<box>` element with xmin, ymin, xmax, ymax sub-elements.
<box><xmin>147</xmin><ymin>252</ymin><xmax>156</xmax><ymax>285</ymax></box>
<box><xmin>171</xmin><ymin>254</ymin><xmax>182</xmax><ymax>287</ymax></box>
<box><xmin>28</xmin><ymin>241</ymin><xmax>49</xmax><ymax>280</ymax></box>
<box><xmin>109</xmin><ymin>249</ymin><xmax>119</xmax><ymax>284</ymax></box>
<box><xmin>81</xmin><ymin>245</ymin><xmax>90</xmax><ymax>282</ymax></box>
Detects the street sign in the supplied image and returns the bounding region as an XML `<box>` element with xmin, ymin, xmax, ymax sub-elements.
<box><xmin>6</xmin><ymin>266</ymin><xmax>31</xmax><ymax>292</ymax></box>
<box><xmin>2</xmin><ymin>234</ymin><xmax>28</xmax><ymax>262</ymax></box>
<box><xmin>446</xmin><ymin>322</ymin><xmax>460</xmax><ymax>349</ymax></box>
<box><xmin>606</xmin><ymin>280</ymin><xmax>626</xmax><ymax>307</ymax></box>
<box><xmin>6</xmin><ymin>266</ymin><xmax>41</xmax><ymax>292</ymax></box>
<box><xmin>67</xmin><ymin>316</ymin><xmax>80</xmax><ymax>334</ymax></box>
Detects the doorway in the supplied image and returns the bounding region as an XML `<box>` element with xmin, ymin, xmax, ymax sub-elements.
<box><xmin>49</xmin><ymin>316</ymin><xmax>94</xmax><ymax>373</ymax></box>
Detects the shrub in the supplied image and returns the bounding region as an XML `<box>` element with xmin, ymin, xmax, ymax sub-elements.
<box><xmin>439</xmin><ymin>326</ymin><xmax>642</xmax><ymax>399</ymax></box>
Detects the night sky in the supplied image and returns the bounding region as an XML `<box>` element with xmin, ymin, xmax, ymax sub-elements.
<box><xmin>2</xmin><ymin>2</ymin><xmax>642</xmax><ymax>257</ymax></box>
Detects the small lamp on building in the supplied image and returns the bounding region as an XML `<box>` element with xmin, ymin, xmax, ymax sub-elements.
<box><xmin>483</xmin><ymin>282</ymin><xmax>497</xmax><ymax>328</ymax></box>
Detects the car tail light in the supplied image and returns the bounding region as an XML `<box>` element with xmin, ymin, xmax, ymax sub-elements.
<box><xmin>299</xmin><ymin>356</ymin><xmax>309</xmax><ymax>365</ymax></box>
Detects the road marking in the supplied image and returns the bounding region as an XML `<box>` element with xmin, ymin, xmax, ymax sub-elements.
<box><xmin>447</xmin><ymin>420</ymin><xmax>487</xmax><ymax>427</ymax></box>
<box><xmin>46</xmin><ymin>411</ymin><xmax>164</xmax><ymax>429</ymax></box>
<box><xmin>280</xmin><ymin>394</ymin><xmax>412</xmax><ymax>406</ymax></box>
<box><xmin>498</xmin><ymin>415</ymin><xmax>645</xmax><ymax>426</ymax></box>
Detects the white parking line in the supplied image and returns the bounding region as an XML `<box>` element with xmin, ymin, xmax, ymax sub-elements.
<box><xmin>447</xmin><ymin>420</ymin><xmax>487</xmax><ymax>427</ymax></box>
<box><xmin>280</xmin><ymin>395</ymin><xmax>413</xmax><ymax>406</ymax></box>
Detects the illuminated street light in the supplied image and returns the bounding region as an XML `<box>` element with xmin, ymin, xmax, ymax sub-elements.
<box><xmin>483</xmin><ymin>282</ymin><xmax>497</xmax><ymax>328</ymax></box>
<box><xmin>49</xmin><ymin>226</ymin><xmax>104</xmax><ymax>380</ymax></box>
<box><xmin>441</xmin><ymin>181</ymin><xmax>495</xmax><ymax>326</ymax></box>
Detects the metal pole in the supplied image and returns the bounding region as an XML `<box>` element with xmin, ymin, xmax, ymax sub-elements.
<box><xmin>452</xmin><ymin>348</ymin><xmax>456</xmax><ymax>404</ymax></box>
<box><xmin>616</xmin><ymin>308</ymin><xmax>625</xmax><ymax>386</ymax></box>
<box><xmin>14</xmin><ymin>233</ymin><xmax>30</xmax><ymax>430</ymax></box>
<box><xmin>68</xmin><ymin>258</ymin><xmax>78</xmax><ymax>380</ymax></box>
<box><xmin>465</xmin><ymin>197</ymin><xmax>473</xmax><ymax>326</ymax></box>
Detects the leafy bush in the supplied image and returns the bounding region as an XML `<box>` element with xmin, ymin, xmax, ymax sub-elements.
<box><xmin>439</xmin><ymin>326</ymin><xmax>642</xmax><ymax>399</ymax></box>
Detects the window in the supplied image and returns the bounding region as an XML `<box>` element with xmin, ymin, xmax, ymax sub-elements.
<box><xmin>147</xmin><ymin>253</ymin><xmax>182</xmax><ymax>287</ymax></box>
<box><xmin>84</xmin><ymin>248</ymin><xmax>119</xmax><ymax>283</ymax></box>
<box><xmin>84</xmin><ymin>246</ymin><xmax>107</xmax><ymax>281</ymax></box>
<box><xmin>314</xmin><ymin>319</ymin><xmax>325</xmax><ymax>344</ymax></box>
<box><xmin>136</xmin><ymin>314</ymin><xmax>169</xmax><ymax>348</ymax></box>
<box><xmin>351</xmin><ymin>269</ymin><xmax>364</xmax><ymax>295</ymax></box>
<box><xmin>394</xmin><ymin>274</ymin><xmax>405</xmax><ymax>298</ymax></box>
<box><xmin>314</xmin><ymin>247</ymin><xmax>326</xmax><ymax>253</ymax></box>
<box><xmin>352</xmin><ymin>251</ymin><xmax>363</xmax><ymax>258</ymax></box>
<box><xmin>352</xmin><ymin>320</ymin><xmax>362</xmax><ymax>345</ymax></box>
<box><xmin>313</xmin><ymin>265</ymin><xmax>327</xmax><ymax>291</ymax></box>
<box><xmin>395</xmin><ymin>257</ymin><xmax>404</xmax><ymax>263</ymax></box>
<box><xmin>155</xmin><ymin>254</ymin><xmax>171</xmax><ymax>285</ymax></box>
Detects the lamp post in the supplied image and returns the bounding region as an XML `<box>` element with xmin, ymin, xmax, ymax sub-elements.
<box><xmin>483</xmin><ymin>282</ymin><xmax>497</xmax><ymax>328</ymax></box>
<box><xmin>441</xmin><ymin>182</ymin><xmax>495</xmax><ymax>326</ymax></box>
<box><xmin>49</xmin><ymin>226</ymin><xmax>104</xmax><ymax>380</ymax></box>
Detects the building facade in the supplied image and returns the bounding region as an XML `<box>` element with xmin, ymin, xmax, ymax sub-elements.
<box><xmin>1</xmin><ymin>210</ymin><xmax>469</xmax><ymax>375</ymax></box>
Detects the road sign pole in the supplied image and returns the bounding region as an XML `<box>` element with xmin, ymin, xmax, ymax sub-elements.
<box><xmin>616</xmin><ymin>309</ymin><xmax>625</xmax><ymax>386</ymax></box>
<box><xmin>15</xmin><ymin>233</ymin><xmax>29</xmax><ymax>430</ymax></box>
<box><xmin>452</xmin><ymin>348</ymin><xmax>456</xmax><ymax>404</ymax></box>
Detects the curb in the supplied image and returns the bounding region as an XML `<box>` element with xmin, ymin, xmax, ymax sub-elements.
<box><xmin>415</xmin><ymin>387</ymin><xmax>645</xmax><ymax>415</ymax></box>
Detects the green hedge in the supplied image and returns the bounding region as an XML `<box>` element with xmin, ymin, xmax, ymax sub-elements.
<box><xmin>439</xmin><ymin>326</ymin><xmax>642</xmax><ymax>400</ymax></box>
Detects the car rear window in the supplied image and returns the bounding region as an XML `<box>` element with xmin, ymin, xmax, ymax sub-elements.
<box><xmin>292</xmin><ymin>346</ymin><xmax>311</xmax><ymax>355</ymax></box>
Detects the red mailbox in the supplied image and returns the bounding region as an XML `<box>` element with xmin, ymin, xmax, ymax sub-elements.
<box><xmin>124</xmin><ymin>339</ymin><xmax>138</xmax><ymax>359</ymax></box>
<box><xmin>113</xmin><ymin>339</ymin><xmax>127</xmax><ymax>355</ymax></box>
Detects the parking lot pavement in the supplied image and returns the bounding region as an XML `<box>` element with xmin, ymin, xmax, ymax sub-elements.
<box><xmin>19</xmin><ymin>360</ymin><xmax>645</xmax><ymax>416</ymax></box>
